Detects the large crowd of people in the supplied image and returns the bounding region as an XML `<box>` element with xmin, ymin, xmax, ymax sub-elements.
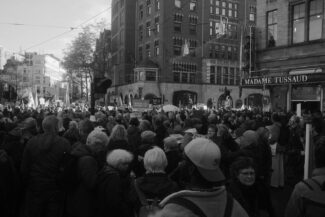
<box><xmin>0</xmin><ymin>104</ymin><xmax>325</xmax><ymax>217</ymax></box>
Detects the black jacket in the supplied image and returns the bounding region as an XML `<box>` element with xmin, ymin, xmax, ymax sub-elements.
<box><xmin>136</xmin><ymin>173</ymin><xmax>179</xmax><ymax>200</ymax></box>
<box><xmin>95</xmin><ymin>165</ymin><xmax>135</xmax><ymax>217</ymax></box>
<box><xmin>20</xmin><ymin>132</ymin><xmax>70</xmax><ymax>192</ymax></box>
<box><xmin>66</xmin><ymin>143</ymin><xmax>100</xmax><ymax>217</ymax></box>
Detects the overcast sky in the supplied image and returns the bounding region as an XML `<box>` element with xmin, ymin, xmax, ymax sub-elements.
<box><xmin>0</xmin><ymin>0</ymin><xmax>111</xmax><ymax>59</ymax></box>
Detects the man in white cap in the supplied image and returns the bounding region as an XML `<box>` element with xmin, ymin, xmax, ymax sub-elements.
<box><xmin>153</xmin><ymin>138</ymin><xmax>248</xmax><ymax>217</ymax></box>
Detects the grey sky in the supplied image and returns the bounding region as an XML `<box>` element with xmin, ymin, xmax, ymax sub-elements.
<box><xmin>0</xmin><ymin>0</ymin><xmax>111</xmax><ymax>59</ymax></box>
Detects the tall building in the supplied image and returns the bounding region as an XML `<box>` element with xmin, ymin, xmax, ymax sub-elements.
<box><xmin>108</xmin><ymin>0</ymin><xmax>262</xmax><ymax>108</ymax></box>
<box><xmin>248</xmin><ymin>0</ymin><xmax>325</xmax><ymax>112</ymax></box>
<box><xmin>17</xmin><ymin>53</ymin><xmax>67</xmax><ymax>101</ymax></box>
<box><xmin>111</xmin><ymin>0</ymin><xmax>136</xmax><ymax>86</ymax></box>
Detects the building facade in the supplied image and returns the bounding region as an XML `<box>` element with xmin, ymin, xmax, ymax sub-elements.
<box><xmin>251</xmin><ymin>0</ymin><xmax>325</xmax><ymax>112</ymax></box>
<box><xmin>108</xmin><ymin>0</ymin><xmax>263</xmax><ymax>108</ymax></box>
<box><xmin>17</xmin><ymin>53</ymin><xmax>67</xmax><ymax>101</ymax></box>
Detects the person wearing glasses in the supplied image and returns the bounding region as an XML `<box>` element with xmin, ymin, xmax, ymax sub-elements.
<box><xmin>228</xmin><ymin>157</ymin><xmax>274</xmax><ymax>217</ymax></box>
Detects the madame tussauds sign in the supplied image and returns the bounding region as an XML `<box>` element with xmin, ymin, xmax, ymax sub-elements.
<box><xmin>243</xmin><ymin>75</ymin><xmax>309</xmax><ymax>86</ymax></box>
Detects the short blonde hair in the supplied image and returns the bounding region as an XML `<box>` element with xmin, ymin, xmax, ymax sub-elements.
<box><xmin>144</xmin><ymin>147</ymin><xmax>168</xmax><ymax>173</ymax></box>
<box><xmin>106</xmin><ymin>149</ymin><xmax>133</xmax><ymax>168</ymax></box>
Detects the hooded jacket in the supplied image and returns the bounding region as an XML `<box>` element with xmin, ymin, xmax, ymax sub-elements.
<box><xmin>154</xmin><ymin>187</ymin><xmax>249</xmax><ymax>217</ymax></box>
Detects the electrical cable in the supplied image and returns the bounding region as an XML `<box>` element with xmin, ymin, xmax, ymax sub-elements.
<box><xmin>24</xmin><ymin>7</ymin><xmax>111</xmax><ymax>52</ymax></box>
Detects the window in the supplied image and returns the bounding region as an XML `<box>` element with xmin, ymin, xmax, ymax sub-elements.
<box><xmin>267</xmin><ymin>10</ymin><xmax>277</xmax><ymax>47</ymax></box>
<box><xmin>227</xmin><ymin>46</ymin><xmax>232</xmax><ymax>59</ymax></box>
<box><xmin>292</xmin><ymin>3</ymin><xmax>305</xmax><ymax>43</ymax></box>
<box><xmin>216</xmin><ymin>66</ymin><xmax>222</xmax><ymax>84</ymax></box>
<box><xmin>215</xmin><ymin>45</ymin><xmax>220</xmax><ymax>58</ymax></box>
<box><xmin>210</xmin><ymin>66</ymin><xmax>216</xmax><ymax>84</ymax></box>
<box><xmin>181</xmin><ymin>73</ymin><xmax>188</xmax><ymax>83</ymax></box>
<box><xmin>146</xmin><ymin>71</ymin><xmax>156</xmax><ymax>81</ymax></box>
<box><xmin>146</xmin><ymin>21</ymin><xmax>151</xmax><ymax>37</ymax></box>
<box><xmin>175</xmin><ymin>0</ymin><xmax>181</xmax><ymax>8</ymax></box>
<box><xmin>139</xmin><ymin>5</ymin><xmax>144</xmax><ymax>19</ymax></box>
<box><xmin>189</xmin><ymin>24</ymin><xmax>197</xmax><ymax>35</ymax></box>
<box><xmin>223</xmin><ymin>67</ymin><xmax>228</xmax><ymax>84</ymax></box>
<box><xmin>43</xmin><ymin>87</ymin><xmax>46</xmax><ymax>94</ymax></box>
<box><xmin>156</xmin><ymin>0</ymin><xmax>160</xmax><ymax>10</ymax></box>
<box><xmin>155</xmin><ymin>16</ymin><xmax>160</xmax><ymax>33</ymax></box>
<box><xmin>174</xmin><ymin>72</ymin><xmax>180</xmax><ymax>82</ymax></box>
<box><xmin>210</xmin><ymin>21</ymin><xmax>213</xmax><ymax>36</ymax></box>
<box><xmin>229</xmin><ymin>68</ymin><xmax>235</xmax><ymax>85</ymax></box>
<box><xmin>147</xmin><ymin>6</ymin><xmax>152</xmax><ymax>15</ymax></box>
<box><xmin>216</xmin><ymin>7</ymin><xmax>220</xmax><ymax>15</ymax></box>
<box><xmin>139</xmin><ymin>25</ymin><xmax>143</xmax><ymax>41</ymax></box>
<box><xmin>189</xmin><ymin>73</ymin><xmax>195</xmax><ymax>83</ymax></box>
<box><xmin>190</xmin><ymin>1</ymin><xmax>197</xmax><ymax>11</ymax></box>
<box><xmin>174</xmin><ymin>22</ymin><xmax>182</xmax><ymax>33</ymax></box>
<box><xmin>221</xmin><ymin>45</ymin><xmax>226</xmax><ymax>59</ymax></box>
<box><xmin>174</xmin><ymin>46</ymin><xmax>182</xmax><ymax>55</ymax></box>
<box><xmin>154</xmin><ymin>40</ymin><xmax>159</xmax><ymax>56</ymax></box>
<box><xmin>222</xmin><ymin>8</ymin><xmax>226</xmax><ymax>15</ymax></box>
<box><xmin>233</xmin><ymin>47</ymin><xmax>238</xmax><ymax>60</ymax></box>
<box><xmin>146</xmin><ymin>43</ymin><xmax>151</xmax><ymax>57</ymax></box>
<box><xmin>249</xmin><ymin>6</ymin><xmax>256</xmax><ymax>21</ymax></box>
<box><xmin>236</xmin><ymin>68</ymin><xmax>240</xmax><ymax>85</ymax></box>
<box><xmin>309</xmin><ymin>0</ymin><xmax>323</xmax><ymax>40</ymax></box>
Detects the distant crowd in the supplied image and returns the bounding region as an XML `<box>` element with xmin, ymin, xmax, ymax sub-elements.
<box><xmin>1</xmin><ymin>104</ymin><xmax>325</xmax><ymax>217</ymax></box>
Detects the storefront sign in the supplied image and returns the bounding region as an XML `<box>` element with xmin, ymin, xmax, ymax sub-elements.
<box><xmin>243</xmin><ymin>75</ymin><xmax>309</xmax><ymax>86</ymax></box>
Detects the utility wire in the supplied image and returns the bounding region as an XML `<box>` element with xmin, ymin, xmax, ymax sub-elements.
<box><xmin>0</xmin><ymin>22</ymin><xmax>82</xmax><ymax>30</ymax></box>
<box><xmin>24</xmin><ymin>7</ymin><xmax>111</xmax><ymax>52</ymax></box>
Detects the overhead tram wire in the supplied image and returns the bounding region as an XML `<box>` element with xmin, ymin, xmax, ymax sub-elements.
<box><xmin>24</xmin><ymin>7</ymin><xmax>111</xmax><ymax>52</ymax></box>
<box><xmin>0</xmin><ymin>22</ymin><xmax>82</xmax><ymax>30</ymax></box>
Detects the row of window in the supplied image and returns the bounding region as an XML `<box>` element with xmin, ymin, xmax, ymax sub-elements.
<box><xmin>139</xmin><ymin>17</ymin><xmax>160</xmax><ymax>41</ymax></box>
<box><xmin>175</xmin><ymin>0</ymin><xmax>197</xmax><ymax>12</ymax></box>
<box><xmin>208</xmin><ymin>66</ymin><xmax>240</xmax><ymax>85</ymax></box>
<box><xmin>208</xmin><ymin>45</ymin><xmax>238</xmax><ymax>60</ymax></box>
<box><xmin>266</xmin><ymin>0</ymin><xmax>323</xmax><ymax>48</ymax></box>
<box><xmin>138</xmin><ymin>41</ymin><xmax>160</xmax><ymax>60</ymax></box>
<box><xmin>139</xmin><ymin>0</ymin><xmax>160</xmax><ymax>19</ymax></box>
<box><xmin>173</xmin><ymin>62</ymin><xmax>197</xmax><ymax>72</ymax></box>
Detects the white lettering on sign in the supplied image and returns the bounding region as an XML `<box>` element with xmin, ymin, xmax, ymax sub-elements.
<box><xmin>244</xmin><ymin>75</ymin><xmax>308</xmax><ymax>85</ymax></box>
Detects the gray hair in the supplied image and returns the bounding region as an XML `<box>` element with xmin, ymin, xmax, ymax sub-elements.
<box><xmin>144</xmin><ymin>147</ymin><xmax>167</xmax><ymax>173</ymax></box>
<box><xmin>106</xmin><ymin>149</ymin><xmax>133</xmax><ymax>168</ymax></box>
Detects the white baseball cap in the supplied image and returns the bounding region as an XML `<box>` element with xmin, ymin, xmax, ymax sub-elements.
<box><xmin>184</xmin><ymin>138</ymin><xmax>225</xmax><ymax>182</ymax></box>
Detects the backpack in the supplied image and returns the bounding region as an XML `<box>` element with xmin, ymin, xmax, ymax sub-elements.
<box><xmin>301</xmin><ymin>178</ymin><xmax>325</xmax><ymax>217</ymax></box>
<box><xmin>134</xmin><ymin>179</ymin><xmax>161</xmax><ymax>217</ymax></box>
<box><xmin>56</xmin><ymin>152</ymin><xmax>80</xmax><ymax>192</ymax></box>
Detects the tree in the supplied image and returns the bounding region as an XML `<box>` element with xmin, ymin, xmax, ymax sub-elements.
<box><xmin>62</xmin><ymin>21</ymin><xmax>109</xmax><ymax>110</ymax></box>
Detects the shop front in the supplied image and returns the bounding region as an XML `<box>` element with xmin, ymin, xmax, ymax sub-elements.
<box><xmin>242</xmin><ymin>71</ymin><xmax>325</xmax><ymax>112</ymax></box>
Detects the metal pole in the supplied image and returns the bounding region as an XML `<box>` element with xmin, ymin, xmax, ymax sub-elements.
<box><xmin>249</xmin><ymin>26</ymin><xmax>252</xmax><ymax>77</ymax></box>
<box><xmin>304</xmin><ymin>123</ymin><xmax>311</xmax><ymax>179</ymax></box>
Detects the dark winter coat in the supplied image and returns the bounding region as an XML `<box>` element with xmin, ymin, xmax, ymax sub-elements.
<box><xmin>127</xmin><ymin>125</ymin><xmax>142</xmax><ymax>154</ymax></box>
<box><xmin>228</xmin><ymin>180</ymin><xmax>273</xmax><ymax>217</ymax></box>
<box><xmin>135</xmin><ymin>173</ymin><xmax>179</xmax><ymax>200</ymax></box>
<box><xmin>107</xmin><ymin>139</ymin><xmax>133</xmax><ymax>153</ymax></box>
<box><xmin>66</xmin><ymin>143</ymin><xmax>100</xmax><ymax>217</ymax></box>
<box><xmin>165</xmin><ymin>150</ymin><xmax>182</xmax><ymax>175</ymax></box>
<box><xmin>20</xmin><ymin>132</ymin><xmax>70</xmax><ymax>192</ymax></box>
<box><xmin>95</xmin><ymin>165</ymin><xmax>135</xmax><ymax>217</ymax></box>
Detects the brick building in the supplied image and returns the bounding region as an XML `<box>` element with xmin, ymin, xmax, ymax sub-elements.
<box><xmin>108</xmin><ymin>0</ymin><xmax>263</xmax><ymax>108</ymax></box>
<box><xmin>248</xmin><ymin>0</ymin><xmax>325</xmax><ymax>112</ymax></box>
